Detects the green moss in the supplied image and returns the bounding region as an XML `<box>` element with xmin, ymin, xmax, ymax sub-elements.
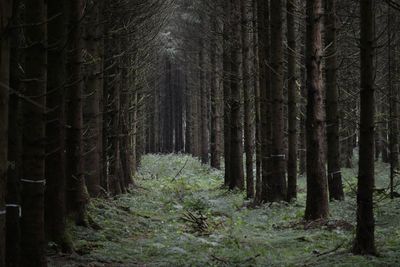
<box><xmin>57</xmin><ymin>154</ymin><xmax>400</xmax><ymax>267</ymax></box>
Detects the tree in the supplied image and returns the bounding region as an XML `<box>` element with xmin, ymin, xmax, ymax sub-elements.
<box><xmin>286</xmin><ymin>0</ymin><xmax>298</xmax><ymax>201</ymax></box>
<box><xmin>325</xmin><ymin>0</ymin><xmax>344</xmax><ymax>201</ymax></box>
<box><xmin>210</xmin><ymin>3</ymin><xmax>223</xmax><ymax>169</ymax></box>
<box><xmin>352</xmin><ymin>0</ymin><xmax>376</xmax><ymax>255</ymax></box>
<box><xmin>304</xmin><ymin>0</ymin><xmax>329</xmax><ymax>220</ymax></box>
<box><xmin>6</xmin><ymin>1</ymin><xmax>22</xmax><ymax>264</ymax></box>
<box><xmin>66</xmin><ymin>0</ymin><xmax>89</xmax><ymax>225</ymax></box>
<box><xmin>0</xmin><ymin>0</ymin><xmax>14</xmax><ymax>264</ymax></box>
<box><xmin>241</xmin><ymin>0</ymin><xmax>255</xmax><ymax>198</ymax></box>
<box><xmin>229</xmin><ymin>0</ymin><xmax>245</xmax><ymax>190</ymax></box>
<box><xmin>269</xmin><ymin>0</ymin><xmax>287</xmax><ymax>202</ymax></box>
<box><xmin>45</xmin><ymin>0</ymin><xmax>71</xmax><ymax>252</ymax></box>
<box><xmin>257</xmin><ymin>0</ymin><xmax>272</xmax><ymax>203</ymax></box>
<box><xmin>20</xmin><ymin>0</ymin><xmax>47</xmax><ymax>265</ymax></box>
<box><xmin>83</xmin><ymin>0</ymin><xmax>104</xmax><ymax>197</ymax></box>
<box><xmin>223</xmin><ymin>0</ymin><xmax>233</xmax><ymax>187</ymax></box>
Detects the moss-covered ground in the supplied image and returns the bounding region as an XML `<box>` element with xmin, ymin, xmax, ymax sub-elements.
<box><xmin>49</xmin><ymin>154</ymin><xmax>400</xmax><ymax>266</ymax></box>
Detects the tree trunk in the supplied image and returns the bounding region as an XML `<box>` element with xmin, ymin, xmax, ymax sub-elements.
<box><xmin>388</xmin><ymin>7</ymin><xmax>398</xmax><ymax>199</ymax></box>
<box><xmin>66</xmin><ymin>0</ymin><xmax>89</xmax><ymax>225</ymax></box>
<box><xmin>6</xmin><ymin>2</ymin><xmax>22</xmax><ymax>264</ymax></box>
<box><xmin>223</xmin><ymin>0</ymin><xmax>232</xmax><ymax>187</ymax></box>
<box><xmin>0</xmin><ymin>0</ymin><xmax>13</xmax><ymax>264</ymax></box>
<box><xmin>286</xmin><ymin>0</ymin><xmax>298</xmax><ymax>201</ymax></box>
<box><xmin>20</xmin><ymin>0</ymin><xmax>47</xmax><ymax>265</ymax></box>
<box><xmin>229</xmin><ymin>0</ymin><xmax>245</xmax><ymax>190</ymax></box>
<box><xmin>83</xmin><ymin>0</ymin><xmax>104</xmax><ymax>197</ymax></box>
<box><xmin>353</xmin><ymin>0</ymin><xmax>376</xmax><ymax>255</ymax></box>
<box><xmin>210</xmin><ymin>6</ymin><xmax>223</xmax><ymax>169</ymax></box>
<box><xmin>257</xmin><ymin>0</ymin><xmax>273</xmax><ymax>203</ymax></box>
<box><xmin>325</xmin><ymin>0</ymin><xmax>344</xmax><ymax>201</ymax></box>
<box><xmin>304</xmin><ymin>0</ymin><xmax>329</xmax><ymax>220</ymax></box>
<box><xmin>45</xmin><ymin>0</ymin><xmax>72</xmax><ymax>252</ymax></box>
<box><xmin>269</xmin><ymin>0</ymin><xmax>287</xmax><ymax>202</ymax></box>
<box><xmin>241</xmin><ymin>0</ymin><xmax>255</xmax><ymax>198</ymax></box>
<box><xmin>200</xmin><ymin>42</ymin><xmax>209</xmax><ymax>164</ymax></box>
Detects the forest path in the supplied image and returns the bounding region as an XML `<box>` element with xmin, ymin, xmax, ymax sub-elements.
<box><xmin>50</xmin><ymin>155</ymin><xmax>400</xmax><ymax>266</ymax></box>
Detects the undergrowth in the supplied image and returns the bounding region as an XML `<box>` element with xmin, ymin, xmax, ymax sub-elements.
<box><xmin>49</xmin><ymin>154</ymin><xmax>400</xmax><ymax>266</ymax></box>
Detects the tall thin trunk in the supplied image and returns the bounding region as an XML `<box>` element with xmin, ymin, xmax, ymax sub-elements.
<box><xmin>6</xmin><ymin>1</ymin><xmax>22</xmax><ymax>265</ymax></box>
<box><xmin>257</xmin><ymin>0</ymin><xmax>272</xmax><ymax>203</ymax></box>
<box><xmin>269</xmin><ymin>0</ymin><xmax>286</xmax><ymax>201</ymax></box>
<box><xmin>325</xmin><ymin>0</ymin><xmax>344</xmax><ymax>201</ymax></box>
<box><xmin>241</xmin><ymin>0</ymin><xmax>255</xmax><ymax>198</ymax></box>
<box><xmin>304</xmin><ymin>0</ymin><xmax>329</xmax><ymax>220</ymax></box>
<box><xmin>286</xmin><ymin>0</ymin><xmax>298</xmax><ymax>201</ymax></box>
<box><xmin>388</xmin><ymin>7</ymin><xmax>398</xmax><ymax>199</ymax></box>
<box><xmin>200</xmin><ymin>42</ymin><xmax>209</xmax><ymax>164</ymax></box>
<box><xmin>223</xmin><ymin>0</ymin><xmax>232</xmax><ymax>187</ymax></box>
<box><xmin>45</xmin><ymin>0</ymin><xmax>72</xmax><ymax>252</ymax></box>
<box><xmin>253</xmin><ymin>0</ymin><xmax>262</xmax><ymax>201</ymax></box>
<box><xmin>353</xmin><ymin>0</ymin><xmax>376</xmax><ymax>255</ymax></box>
<box><xmin>229</xmin><ymin>0</ymin><xmax>245</xmax><ymax>190</ymax></box>
<box><xmin>66</xmin><ymin>0</ymin><xmax>88</xmax><ymax>225</ymax></box>
<box><xmin>84</xmin><ymin>0</ymin><xmax>104</xmax><ymax>197</ymax></box>
<box><xmin>0</xmin><ymin>0</ymin><xmax>13</xmax><ymax>264</ymax></box>
<box><xmin>20</xmin><ymin>0</ymin><xmax>47</xmax><ymax>265</ymax></box>
<box><xmin>210</xmin><ymin>6</ymin><xmax>223</xmax><ymax>169</ymax></box>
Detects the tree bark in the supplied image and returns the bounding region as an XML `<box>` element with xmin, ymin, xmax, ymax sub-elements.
<box><xmin>66</xmin><ymin>0</ymin><xmax>89</xmax><ymax>225</ymax></box>
<box><xmin>268</xmin><ymin>0</ymin><xmax>287</xmax><ymax>201</ymax></box>
<box><xmin>0</xmin><ymin>0</ymin><xmax>13</xmax><ymax>264</ymax></box>
<box><xmin>20</xmin><ymin>0</ymin><xmax>47</xmax><ymax>265</ymax></box>
<box><xmin>304</xmin><ymin>0</ymin><xmax>329</xmax><ymax>220</ymax></box>
<box><xmin>325</xmin><ymin>0</ymin><xmax>344</xmax><ymax>201</ymax></box>
<box><xmin>229</xmin><ymin>0</ymin><xmax>245</xmax><ymax>190</ymax></box>
<box><xmin>242</xmin><ymin>0</ymin><xmax>255</xmax><ymax>198</ymax></box>
<box><xmin>223</xmin><ymin>0</ymin><xmax>232</xmax><ymax>187</ymax></box>
<box><xmin>83</xmin><ymin>0</ymin><xmax>104</xmax><ymax>197</ymax></box>
<box><xmin>6</xmin><ymin>2</ymin><xmax>22</xmax><ymax>264</ymax></box>
<box><xmin>257</xmin><ymin>0</ymin><xmax>273</xmax><ymax>203</ymax></box>
<box><xmin>353</xmin><ymin>0</ymin><xmax>376</xmax><ymax>255</ymax></box>
<box><xmin>286</xmin><ymin>0</ymin><xmax>298</xmax><ymax>201</ymax></box>
<box><xmin>45</xmin><ymin>0</ymin><xmax>72</xmax><ymax>252</ymax></box>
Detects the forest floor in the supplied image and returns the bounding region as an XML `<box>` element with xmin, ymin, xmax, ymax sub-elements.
<box><xmin>49</xmin><ymin>154</ymin><xmax>400</xmax><ymax>267</ymax></box>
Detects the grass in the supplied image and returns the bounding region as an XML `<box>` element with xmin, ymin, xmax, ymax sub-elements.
<box><xmin>49</xmin><ymin>154</ymin><xmax>400</xmax><ymax>266</ymax></box>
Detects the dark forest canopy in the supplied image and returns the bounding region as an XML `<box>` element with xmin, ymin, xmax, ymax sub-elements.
<box><xmin>1</xmin><ymin>0</ymin><xmax>400</xmax><ymax>266</ymax></box>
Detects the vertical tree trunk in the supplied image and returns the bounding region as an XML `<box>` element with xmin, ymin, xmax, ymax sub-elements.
<box><xmin>210</xmin><ymin>6</ymin><xmax>223</xmax><ymax>169</ymax></box>
<box><xmin>0</xmin><ymin>0</ymin><xmax>13</xmax><ymax>264</ymax></box>
<box><xmin>200</xmin><ymin>42</ymin><xmax>209</xmax><ymax>164</ymax></box>
<box><xmin>45</xmin><ymin>0</ymin><xmax>72</xmax><ymax>252</ymax></box>
<box><xmin>257</xmin><ymin>0</ymin><xmax>273</xmax><ymax>203</ymax></box>
<box><xmin>325</xmin><ymin>0</ymin><xmax>344</xmax><ymax>201</ymax></box>
<box><xmin>223</xmin><ymin>0</ymin><xmax>232</xmax><ymax>187</ymax></box>
<box><xmin>387</xmin><ymin>8</ymin><xmax>398</xmax><ymax>199</ymax></box>
<box><xmin>269</xmin><ymin>0</ymin><xmax>286</xmax><ymax>201</ymax></box>
<box><xmin>20</xmin><ymin>0</ymin><xmax>47</xmax><ymax>265</ymax></box>
<box><xmin>229</xmin><ymin>0</ymin><xmax>245</xmax><ymax>190</ymax></box>
<box><xmin>66</xmin><ymin>0</ymin><xmax>89</xmax><ymax>225</ymax></box>
<box><xmin>6</xmin><ymin>2</ymin><xmax>22</xmax><ymax>264</ymax></box>
<box><xmin>241</xmin><ymin>0</ymin><xmax>255</xmax><ymax>198</ymax></box>
<box><xmin>286</xmin><ymin>0</ymin><xmax>298</xmax><ymax>201</ymax></box>
<box><xmin>84</xmin><ymin>0</ymin><xmax>104</xmax><ymax>197</ymax></box>
<box><xmin>253</xmin><ymin>0</ymin><xmax>262</xmax><ymax>201</ymax></box>
<box><xmin>304</xmin><ymin>0</ymin><xmax>329</xmax><ymax>220</ymax></box>
<box><xmin>353</xmin><ymin>0</ymin><xmax>376</xmax><ymax>255</ymax></box>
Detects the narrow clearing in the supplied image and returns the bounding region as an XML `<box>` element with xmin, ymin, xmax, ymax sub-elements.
<box><xmin>50</xmin><ymin>155</ymin><xmax>400</xmax><ymax>266</ymax></box>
